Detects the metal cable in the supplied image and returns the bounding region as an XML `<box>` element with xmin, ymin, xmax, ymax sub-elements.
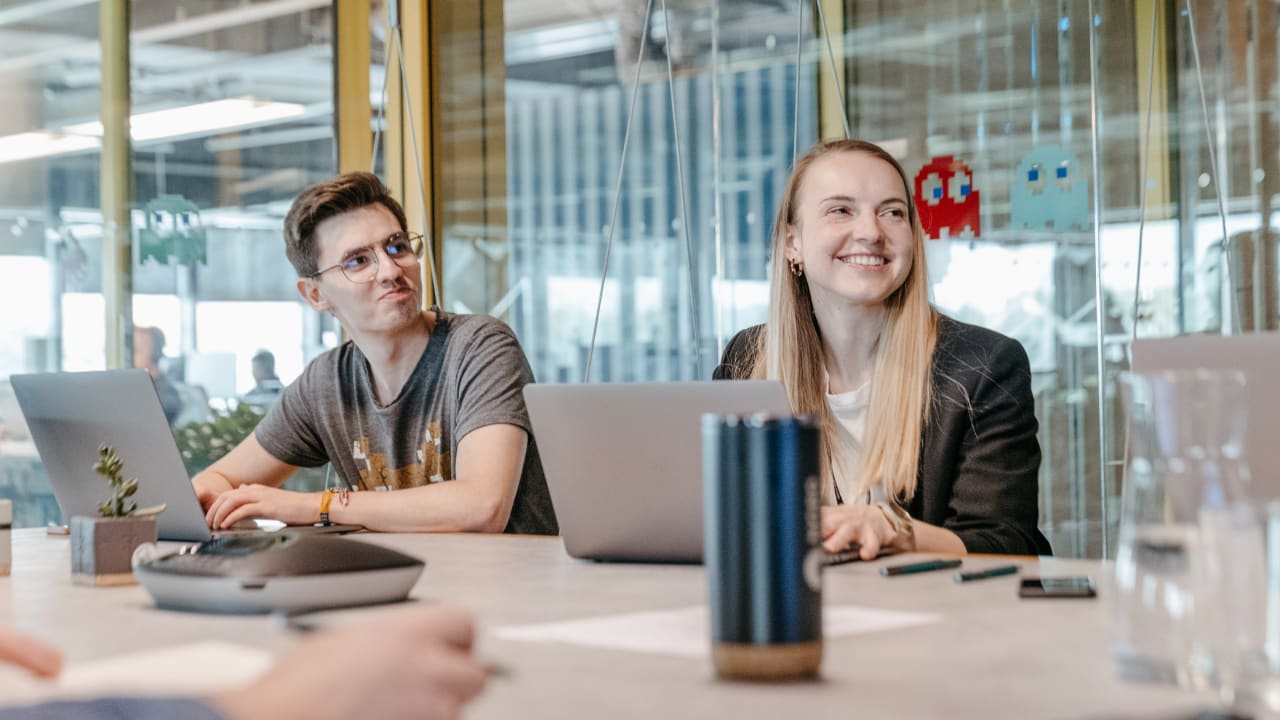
<box><xmin>393</xmin><ymin>30</ymin><xmax>443</xmax><ymax>310</ymax></box>
<box><xmin>660</xmin><ymin>0</ymin><xmax>704</xmax><ymax>378</ymax></box>
<box><xmin>711</xmin><ymin>0</ymin><xmax>725</xmax><ymax>361</ymax></box>
<box><xmin>1086</xmin><ymin>0</ymin><xmax>1109</xmax><ymax>557</ymax></box>
<box><xmin>1185</xmin><ymin>0</ymin><xmax>1240</xmax><ymax>332</ymax></box>
<box><xmin>813</xmin><ymin>0</ymin><xmax>851</xmax><ymax>139</ymax></box>
<box><xmin>1131</xmin><ymin>1</ymin><xmax>1160</xmax><ymax>348</ymax></box>
<box><xmin>792</xmin><ymin>0</ymin><xmax>804</xmax><ymax>164</ymax></box>
<box><xmin>585</xmin><ymin>0</ymin><xmax>654</xmax><ymax>383</ymax></box>
<box><xmin>370</xmin><ymin>33</ymin><xmax>391</xmax><ymax>176</ymax></box>
<box><xmin>1119</xmin><ymin>1</ymin><xmax>1163</xmax><ymax>562</ymax></box>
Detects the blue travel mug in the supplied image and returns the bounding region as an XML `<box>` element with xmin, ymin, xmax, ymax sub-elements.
<box><xmin>702</xmin><ymin>413</ymin><xmax>822</xmax><ymax>680</ymax></box>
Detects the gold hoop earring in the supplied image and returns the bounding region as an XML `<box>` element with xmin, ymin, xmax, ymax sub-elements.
<box><xmin>789</xmin><ymin>258</ymin><xmax>804</xmax><ymax>277</ymax></box>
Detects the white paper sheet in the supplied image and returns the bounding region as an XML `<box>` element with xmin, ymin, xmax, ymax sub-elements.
<box><xmin>0</xmin><ymin>641</ymin><xmax>274</xmax><ymax>705</ymax></box>
<box><xmin>494</xmin><ymin>605</ymin><xmax>941</xmax><ymax>657</ymax></box>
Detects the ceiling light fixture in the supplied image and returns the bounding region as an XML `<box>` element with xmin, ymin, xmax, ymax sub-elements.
<box><xmin>0</xmin><ymin>97</ymin><xmax>307</xmax><ymax>164</ymax></box>
<box><xmin>0</xmin><ymin>131</ymin><xmax>100</xmax><ymax>164</ymax></box>
<box><xmin>64</xmin><ymin>97</ymin><xmax>306</xmax><ymax>142</ymax></box>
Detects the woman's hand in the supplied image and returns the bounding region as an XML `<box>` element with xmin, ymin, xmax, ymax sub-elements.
<box><xmin>820</xmin><ymin>503</ymin><xmax>912</xmax><ymax>560</ymax></box>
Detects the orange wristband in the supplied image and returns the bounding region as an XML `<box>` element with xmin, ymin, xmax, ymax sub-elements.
<box><xmin>318</xmin><ymin>489</ymin><xmax>335</xmax><ymax>525</ymax></box>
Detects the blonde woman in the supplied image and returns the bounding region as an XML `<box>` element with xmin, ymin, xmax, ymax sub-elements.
<box><xmin>715</xmin><ymin>139</ymin><xmax>1050</xmax><ymax>559</ymax></box>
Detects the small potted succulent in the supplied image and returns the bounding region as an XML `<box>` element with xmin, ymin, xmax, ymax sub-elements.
<box><xmin>70</xmin><ymin>445</ymin><xmax>165</xmax><ymax>587</ymax></box>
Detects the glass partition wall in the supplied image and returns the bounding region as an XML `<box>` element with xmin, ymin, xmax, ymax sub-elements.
<box><xmin>0</xmin><ymin>1</ymin><xmax>340</xmax><ymax>528</ymax></box>
<box><xmin>440</xmin><ymin>0</ymin><xmax>1280</xmax><ymax>558</ymax></box>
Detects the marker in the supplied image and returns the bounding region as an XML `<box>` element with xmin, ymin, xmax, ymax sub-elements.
<box><xmin>953</xmin><ymin>564</ymin><xmax>1019</xmax><ymax>583</ymax></box>
<box><xmin>879</xmin><ymin>558</ymin><xmax>962</xmax><ymax>577</ymax></box>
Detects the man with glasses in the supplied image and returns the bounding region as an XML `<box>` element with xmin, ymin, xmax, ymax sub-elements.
<box><xmin>192</xmin><ymin>172</ymin><xmax>557</xmax><ymax>535</ymax></box>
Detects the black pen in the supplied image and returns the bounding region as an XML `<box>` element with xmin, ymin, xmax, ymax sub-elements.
<box><xmin>880</xmin><ymin>558</ymin><xmax>962</xmax><ymax>577</ymax></box>
<box><xmin>953</xmin><ymin>564</ymin><xmax>1019</xmax><ymax>583</ymax></box>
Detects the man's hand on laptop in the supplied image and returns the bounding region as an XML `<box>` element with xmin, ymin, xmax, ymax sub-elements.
<box><xmin>192</xmin><ymin>472</ymin><xmax>234</xmax><ymax>512</ymax></box>
<box><xmin>205</xmin><ymin>485</ymin><xmax>322</xmax><ymax>529</ymax></box>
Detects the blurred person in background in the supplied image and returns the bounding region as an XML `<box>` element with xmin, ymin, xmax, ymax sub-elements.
<box><xmin>133</xmin><ymin>325</ymin><xmax>183</xmax><ymax>426</ymax></box>
<box><xmin>241</xmin><ymin>350</ymin><xmax>284</xmax><ymax>410</ymax></box>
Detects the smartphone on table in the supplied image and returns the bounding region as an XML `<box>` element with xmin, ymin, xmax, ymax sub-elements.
<box><xmin>1018</xmin><ymin>576</ymin><xmax>1096</xmax><ymax>599</ymax></box>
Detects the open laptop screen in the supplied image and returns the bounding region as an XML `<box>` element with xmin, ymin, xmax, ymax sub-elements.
<box><xmin>524</xmin><ymin>380</ymin><xmax>790</xmax><ymax>563</ymax></box>
<box><xmin>13</xmin><ymin>369</ymin><xmax>222</xmax><ymax>541</ymax></box>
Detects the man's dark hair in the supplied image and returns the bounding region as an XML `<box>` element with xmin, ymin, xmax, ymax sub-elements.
<box><xmin>283</xmin><ymin>172</ymin><xmax>408</xmax><ymax>277</ymax></box>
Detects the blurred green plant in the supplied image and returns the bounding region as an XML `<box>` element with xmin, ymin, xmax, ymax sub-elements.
<box><xmin>92</xmin><ymin>444</ymin><xmax>166</xmax><ymax>518</ymax></box>
<box><xmin>92</xmin><ymin>444</ymin><xmax>139</xmax><ymax>517</ymax></box>
<box><xmin>173</xmin><ymin>403</ymin><xmax>265</xmax><ymax>476</ymax></box>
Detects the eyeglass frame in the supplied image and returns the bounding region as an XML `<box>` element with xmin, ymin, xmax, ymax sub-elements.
<box><xmin>305</xmin><ymin>231</ymin><xmax>425</xmax><ymax>283</ymax></box>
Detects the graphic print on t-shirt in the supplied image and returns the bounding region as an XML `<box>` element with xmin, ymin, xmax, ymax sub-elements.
<box><xmin>417</xmin><ymin>420</ymin><xmax>449</xmax><ymax>484</ymax></box>
<box><xmin>350</xmin><ymin>421</ymin><xmax>453</xmax><ymax>490</ymax></box>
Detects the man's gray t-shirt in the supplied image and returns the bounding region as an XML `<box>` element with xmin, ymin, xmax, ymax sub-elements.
<box><xmin>254</xmin><ymin>311</ymin><xmax>557</xmax><ymax>535</ymax></box>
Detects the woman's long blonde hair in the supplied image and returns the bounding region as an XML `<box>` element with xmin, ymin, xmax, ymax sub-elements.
<box><xmin>750</xmin><ymin>139</ymin><xmax>938</xmax><ymax>502</ymax></box>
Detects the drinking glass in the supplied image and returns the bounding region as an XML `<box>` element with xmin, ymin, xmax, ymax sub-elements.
<box><xmin>1111</xmin><ymin>369</ymin><xmax>1250</xmax><ymax>691</ymax></box>
<box><xmin>1205</xmin><ymin>500</ymin><xmax>1280</xmax><ymax>718</ymax></box>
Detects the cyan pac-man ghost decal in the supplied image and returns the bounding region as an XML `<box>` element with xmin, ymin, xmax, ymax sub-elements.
<box><xmin>1011</xmin><ymin>145</ymin><xmax>1090</xmax><ymax>232</ymax></box>
<box><xmin>913</xmin><ymin>155</ymin><xmax>980</xmax><ymax>240</ymax></box>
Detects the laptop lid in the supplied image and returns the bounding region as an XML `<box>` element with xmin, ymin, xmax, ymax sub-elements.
<box><xmin>12</xmin><ymin>369</ymin><xmax>216</xmax><ymax>542</ymax></box>
<box><xmin>1132</xmin><ymin>332</ymin><xmax>1280</xmax><ymax>502</ymax></box>
<box><xmin>524</xmin><ymin>380</ymin><xmax>791</xmax><ymax>563</ymax></box>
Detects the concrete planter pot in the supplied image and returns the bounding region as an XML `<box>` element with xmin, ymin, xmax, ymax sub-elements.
<box><xmin>70</xmin><ymin>515</ymin><xmax>157</xmax><ymax>587</ymax></box>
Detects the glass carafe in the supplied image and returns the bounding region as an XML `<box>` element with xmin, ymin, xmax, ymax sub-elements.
<box><xmin>1112</xmin><ymin>369</ymin><xmax>1250</xmax><ymax>691</ymax></box>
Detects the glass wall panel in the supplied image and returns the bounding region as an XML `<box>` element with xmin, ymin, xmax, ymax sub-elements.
<box><xmin>493</xmin><ymin>2</ymin><xmax>816</xmax><ymax>385</ymax></box>
<box><xmin>409</xmin><ymin>1</ymin><xmax>1280</xmax><ymax>558</ymax></box>
<box><xmin>845</xmin><ymin>1</ymin><xmax>1125</xmax><ymax>557</ymax></box>
<box><xmin>0</xmin><ymin>3</ymin><xmax>103</xmax><ymax>528</ymax></box>
<box><xmin>0</xmin><ymin>2</ymin><xmax>339</xmax><ymax>528</ymax></box>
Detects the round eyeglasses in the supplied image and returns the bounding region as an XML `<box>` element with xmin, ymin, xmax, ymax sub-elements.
<box><xmin>308</xmin><ymin>232</ymin><xmax>425</xmax><ymax>283</ymax></box>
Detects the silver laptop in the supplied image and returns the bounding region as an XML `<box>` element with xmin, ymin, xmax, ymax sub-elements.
<box><xmin>524</xmin><ymin>380</ymin><xmax>791</xmax><ymax>563</ymax></box>
<box><xmin>1132</xmin><ymin>332</ymin><xmax>1280</xmax><ymax>502</ymax></box>
<box><xmin>11</xmin><ymin>369</ymin><xmax>356</xmax><ymax>542</ymax></box>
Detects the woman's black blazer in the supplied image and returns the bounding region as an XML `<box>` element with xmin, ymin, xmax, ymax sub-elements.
<box><xmin>713</xmin><ymin>315</ymin><xmax>1053</xmax><ymax>556</ymax></box>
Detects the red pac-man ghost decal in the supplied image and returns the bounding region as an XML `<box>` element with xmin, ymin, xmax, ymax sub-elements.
<box><xmin>913</xmin><ymin>155</ymin><xmax>980</xmax><ymax>240</ymax></box>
